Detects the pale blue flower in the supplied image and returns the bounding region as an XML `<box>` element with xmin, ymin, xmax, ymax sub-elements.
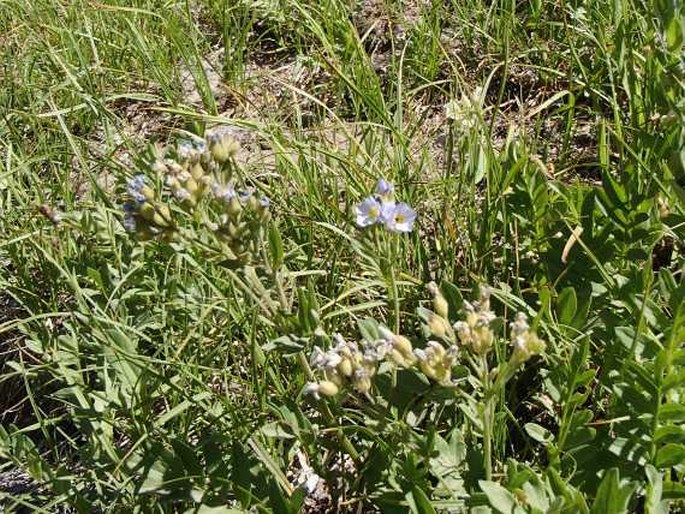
<box><xmin>212</xmin><ymin>182</ymin><xmax>236</xmax><ymax>202</ymax></box>
<box><xmin>381</xmin><ymin>202</ymin><xmax>417</xmax><ymax>233</ymax></box>
<box><xmin>355</xmin><ymin>196</ymin><xmax>382</xmax><ymax>227</ymax></box>
<box><xmin>238</xmin><ymin>188</ymin><xmax>254</xmax><ymax>204</ymax></box>
<box><xmin>127</xmin><ymin>175</ymin><xmax>147</xmax><ymax>204</ymax></box>
<box><xmin>375</xmin><ymin>178</ymin><xmax>394</xmax><ymax>197</ymax></box>
<box><xmin>178</xmin><ymin>142</ymin><xmax>194</xmax><ymax>160</ymax></box>
<box><xmin>174</xmin><ymin>188</ymin><xmax>191</xmax><ymax>201</ymax></box>
<box><xmin>122</xmin><ymin>202</ymin><xmax>136</xmax><ymax>232</ymax></box>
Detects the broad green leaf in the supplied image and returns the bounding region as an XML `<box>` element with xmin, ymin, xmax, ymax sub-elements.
<box><xmin>564</xmin><ymin>426</ymin><xmax>596</xmax><ymax>449</ymax></box>
<box><xmin>654</xmin><ymin>426</ymin><xmax>685</xmax><ymax>445</ymax></box>
<box><xmin>663</xmin><ymin>370</ymin><xmax>685</xmax><ymax>392</ymax></box>
<box><xmin>658</xmin><ymin>404</ymin><xmax>685</xmax><ymax>423</ymax></box>
<box><xmin>260</xmin><ymin>422</ymin><xmax>295</xmax><ymax>440</ymax></box>
<box><xmin>663</xmin><ymin>481</ymin><xmax>685</xmax><ymax>500</ymax></box>
<box><xmin>590</xmin><ymin>468</ymin><xmax>636</xmax><ymax>514</ymax></box>
<box><xmin>262</xmin><ymin>335</ymin><xmax>306</xmax><ymax>355</ymax></box>
<box><xmin>656</xmin><ymin>443</ymin><xmax>685</xmax><ymax>468</ymax></box>
<box><xmin>557</xmin><ymin>287</ymin><xmax>577</xmax><ymax>327</ymax></box>
<box><xmin>439</xmin><ymin>281</ymin><xmax>463</xmax><ymax>322</ymax></box>
<box><xmin>358</xmin><ymin>317</ymin><xmax>381</xmax><ymax>342</ymax></box>
<box><xmin>644</xmin><ymin>465</ymin><xmax>668</xmax><ymax>514</ymax></box>
<box><xmin>479</xmin><ymin>480</ymin><xmax>518</xmax><ymax>513</ymax></box>
<box><xmin>524</xmin><ymin>423</ymin><xmax>555</xmax><ymax>443</ymax></box>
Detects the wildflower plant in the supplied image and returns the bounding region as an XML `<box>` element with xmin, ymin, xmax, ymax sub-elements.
<box><xmin>303</xmin><ymin>281</ymin><xmax>546</xmax><ymax>487</ymax></box>
<box><xmin>3</xmin><ymin>1</ymin><xmax>685</xmax><ymax>511</ymax></box>
<box><xmin>353</xmin><ymin>178</ymin><xmax>417</xmax><ymax>332</ymax></box>
<box><xmin>121</xmin><ymin>128</ymin><xmax>271</xmax><ymax>267</ymax></box>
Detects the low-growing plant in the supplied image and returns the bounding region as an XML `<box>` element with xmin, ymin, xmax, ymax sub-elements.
<box><xmin>1</xmin><ymin>0</ymin><xmax>684</xmax><ymax>512</ymax></box>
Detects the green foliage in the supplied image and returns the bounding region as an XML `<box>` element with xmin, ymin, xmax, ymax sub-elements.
<box><xmin>1</xmin><ymin>0</ymin><xmax>684</xmax><ymax>511</ymax></box>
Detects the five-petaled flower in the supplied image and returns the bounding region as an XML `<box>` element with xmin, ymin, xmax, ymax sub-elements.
<box><xmin>381</xmin><ymin>202</ymin><xmax>416</xmax><ymax>233</ymax></box>
<box><xmin>355</xmin><ymin>178</ymin><xmax>416</xmax><ymax>233</ymax></box>
<box><xmin>355</xmin><ymin>196</ymin><xmax>383</xmax><ymax>227</ymax></box>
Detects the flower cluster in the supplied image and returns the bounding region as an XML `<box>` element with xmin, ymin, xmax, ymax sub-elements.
<box><xmin>354</xmin><ymin>178</ymin><xmax>417</xmax><ymax>233</ymax></box>
<box><xmin>509</xmin><ymin>312</ymin><xmax>546</xmax><ymax>364</ymax></box>
<box><xmin>123</xmin><ymin>175</ymin><xmax>174</xmax><ymax>241</ymax></box>
<box><xmin>413</xmin><ymin>341</ymin><xmax>459</xmax><ymax>384</ymax></box>
<box><xmin>444</xmin><ymin>86</ymin><xmax>484</xmax><ymax>133</ymax></box>
<box><xmin>304</xmin><ymin>284</ymin><xmax>546</xmax><ymax>399</ymax></box>
<box><xmin>453</xmin><ymin>287</ymin><xmax>497</xmax><ymax>356</ymax></box>
<box><xmin>305</xmin><ymin>325</ymin><xmax>458</xmax><ymax>399</ymax></box>
<box><xmin>305</xmin><ymin>334</ymin><xmax>393</xmax><ymax>398</ymax></box>
<box><xmin>121</xmin><ymin>128</ymin><xmax>270</xmax><ymax>265</ymax></box>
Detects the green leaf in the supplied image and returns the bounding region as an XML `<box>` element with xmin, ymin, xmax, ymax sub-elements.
<box><xmin>268</xmin><ymin>224</ymin><xmax>284</xmax><ymax>269</ymax></box>
<box><xmin>524</xmin><ymin>423</ymin><xmax>555</xmax><ymax>443</ymax></box>
<box><xmin>247</xmin><ymin>436</ymin><xmax>293</xmax><ymax>496</ymax></box>
<box><xmin>358</xmin><ymin>317</ymin><xmax>380</xmax><ymax>342</ymax></box>
<box><xmin>590</xmin><ymin>468</ymin><xmax>636</xmax><ymax>514</ymax></box>
<box><xmin>439</xmin><ymin>281</ymin><xmax>463</xmax><ymax>322</ymax></box>
<box><xmin>407</xmin><ymin>485</ymin><xmax>438</xmax><ymax>514</ymax></box>
<box><xmin>663</xmin><ymin>370</ymin><xmax>685</xmax><ymax>392</ymax></box>
<box><xmin>654</xmin><ymin>426</ymin><xmax>685</xmax><ymax>445</ymax></box>
<box><xmin>665</xmin><ymin>15</ymin><xmax>684</xmax><ymax>52</ymax></box>
<box><xmin>564</xmin><ymin>426</ymin><xmax>596</xmax><ymax>449</ymax></box>
<box><xmin>260</xmin><ymin>422</ymin><xmax>295</xmax><ymax>440</ymax></box>
<box><xmin>479</xmin><ymin>480</ymin><xmax>518</xmax><ymax>513</ymax></box>
<box><xmin>262</xmin><ymin>335</ymin><xmax>306</xmax><ymax>355</ymax></box>
<box><xmin>557</xmin><ymin>287</ymin><xmax>577</xmax><ymax>327</ymax></box>
<box><xmin>658</xmin><ymin>404</ymin><xmax>685</xmax><ymax>423</ymax></box>
<box><xmin>644</xmin><ymin>465</ymin><xmax>668</xmax><ymax>514</ymax></box>
<box><xmin>184</xmin><ymin>506</ymin><xmax>247</xmax><ymax>514</ymax></box>
<box><xmin>663</xmin><ymin>481</ymin><xmax>685</xmax><ymax>500</ymax></box>
<box><xmin>656</xmin><ymin>443</ymin><xmax>685</xmax><ymax>468</ymax></box>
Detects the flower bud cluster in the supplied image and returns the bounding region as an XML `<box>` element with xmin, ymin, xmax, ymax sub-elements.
<box><xmin>380</xmin><ymin>326</ymin><xmax>458</xmax><ymax>385</ymax></box>
<box><xmin>305</xmin><ymin>334</ymin><xmax>393</xmax><ymax>398</ymax></box>
<box><xmin>305</xmin><ymin>325</ymin><xmax>461</xmax><ymax>398</ymax></box>
<box><xmin>453</xmin><ymin>288</ymin><xmax>496</xmax><ymax>356</ymax></box>
<box><xmin>122</xmin><ymin>175</ymin><xmax>175</xmax><ymax>241</ymax></box>
<box><xmin>120</xmin><ymin>129</ymin><xmax>270</xmax><ymax>264</ymax></box>
<box><xmin>304</xmin><ymin>286</ymin><xmax>546</xmax><ymax>400</ymax></box>
<box><xmin>208</xmin><ymin>182</ymin><xmax>271</xmax><ymax>264</ymax></box>
<box><xmin>509</xmin><ymin>312</ymin><xmax>546</xmax><ymax>364</ymax></box>
<box><xmin>444</xmin><ymin>86</ymin><xmax>484</xmax><ymax>132</ymax></box>
<box><xmin>413</xmin><ymin>341</ymin><xmax>459</xmax><ymax>385</ymax></box>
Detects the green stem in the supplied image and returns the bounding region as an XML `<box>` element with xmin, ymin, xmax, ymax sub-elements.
<box><xmin>389</xmin><ymin>262</ymin><xmax>400</xmax><ymax>334</ymax></box>
<box><xmin>481</xmin><ymin>354</ymin><xmax>494</xmax><ymax>481</ymax></box>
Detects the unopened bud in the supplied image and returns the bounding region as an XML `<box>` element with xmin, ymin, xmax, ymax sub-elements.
<box><xmin>151</xmin><ymin>160</ymin><xmax>168</xmax><ymax>175</ymax></box>
<box><xmin>157</xmin><ymin>204</ymin><xmax>172</xmax><ymax>223</ymax></box>
<box><xmin>209</xmin><ymin>136</ymin><xmax>239</xmax><ymax>163</ymax></box>
<box><xmin>227</xmin><ymin>196</ymin><xmax>242</xmax><ymax>216</ymax></box>
<box><xmin>318</xmin><ymin>380</ymin><xmax>339</xmax><ymax>397</ymax></box>
<box><xmin>393</xmin><ymin>335</ymin><xmax>414</xmax><ymax>358</ymax></box>
<box><xmin>190</xmin><ymin>163</ymin><xmax>204</xmax><ymax>181</ymax></box>
<box><xmin>338</xmin><ymin>357</ymin><xmax>354</xmax><ymax>377</ymax></box>
<box><xmin>139</xmin><ymin>202</ymin><xmax>156</xmax><ymax>221</ymax></box>
<box><xmin>185</xmin><ymin>177</ymin><xmax>199</xmax><ymax>196</ymax></box>
<box><xmin>428</xmin><ymin>313</ymin><xmax>453</xmax><ymax>341</ymax></box>
<box><xmin>141</xmin><ymin>185</ymin><xmax>156</xmax><ymax>202</ymax></box>
<box><xmin>427</xmin><ymin>282</ymin><xmax>449</xmax><ymax>319</ymax></box>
